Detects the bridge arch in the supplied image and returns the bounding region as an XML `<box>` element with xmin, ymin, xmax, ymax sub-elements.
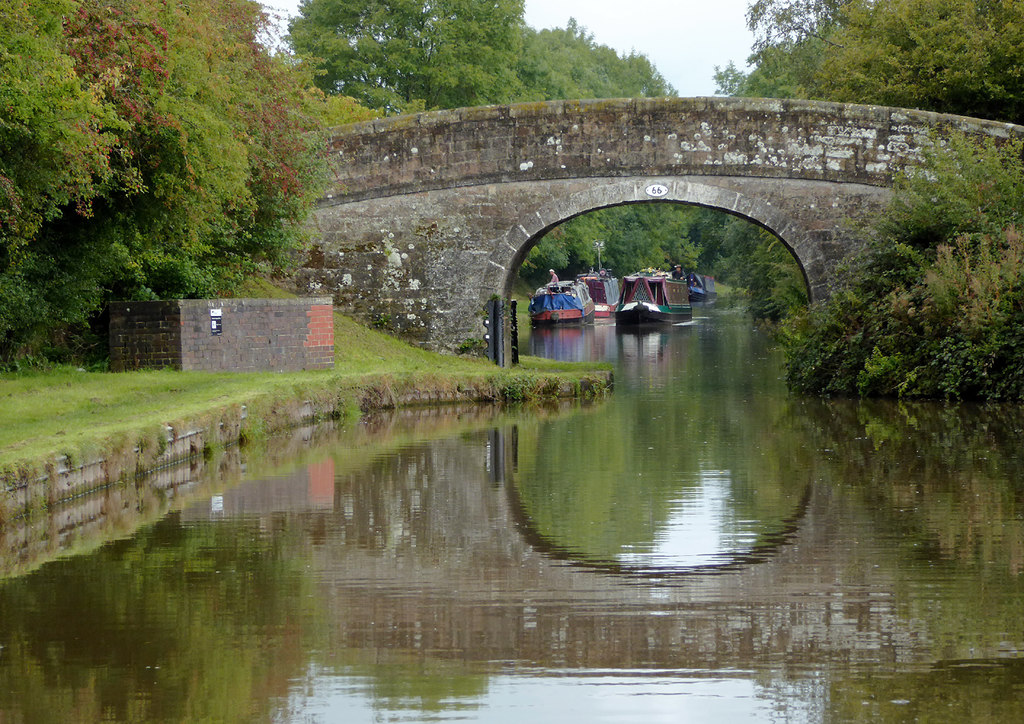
<box><xmin>497</xmin><ymin>177</ymin><xmax>818</xmax><ymax>299</ymax></box>
<box><xmin>292</xmin><ymin>97</ymin><xmax>1024</xmax><ymax>351</ymax></box>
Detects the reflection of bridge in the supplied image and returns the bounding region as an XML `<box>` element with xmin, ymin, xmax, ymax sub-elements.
<box><xmin>180</xmin><ymin>425</ymin><xmax>934</xmax><ymax>672</ymax></box>
<box><xmin>293</xmin><ymin>97</ymin><xmax>1024</xmax><ymax>350</ymax></box>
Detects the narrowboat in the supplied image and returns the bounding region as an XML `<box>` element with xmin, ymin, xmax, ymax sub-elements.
<box><xmin>614</xmin><ymin>271</ymin><xmax>692</xmax><ymax>324</ymax></box>
<box><xmin>528</xmin><ymin>280</ymin><xmax>596</xmax><ymax>325</ymax></box>
<box><xmin>687</xmin><ymin>272</ymin><xmax>718</xmax><ymax>303</ymax></box>
<box><xmin>576</xmin><ymin>270</ymin><xmax>620</xmax><ymax>318</ymax></box>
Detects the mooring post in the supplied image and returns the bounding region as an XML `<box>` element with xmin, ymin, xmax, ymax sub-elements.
<box><xmin>484</xmin><ymin>298</ymin><xmax>505</xmax><ymax>367</ymax></box>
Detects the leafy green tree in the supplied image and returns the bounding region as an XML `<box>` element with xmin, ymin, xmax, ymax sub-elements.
<box><xmin>521</xmin><ymin>204</ymin><xmax>700</xmax><ymax>288</ymax></box>
<box><xmin>516</xmin><ymin>19</ymin><xmax>674</xmax><ymax>101</ymax></box>
<box><xmin>714</xmin><ymin>0</ymin><xmax>849</xmax><ymax>99</ymax></box>
<box><xmin>819</xmin><ymin>0</ymin><xmax>1024</xmax><ymax>124</ymax></box>
<box><xmin>713</xmin><ymin>39</ymin><xmax>826</xmax><ymax>99</ymax></box>
<box><xmin>1</xmin><ymin>0</ymin><xmax>331</xmax><ymax>364</ymax></box>
<box><xmin>317</xmin><ymin>92</ymin><xmax>380</xmax><ymax>127</ymax></box>
<box><xmin>288</xmin><ymin>0</ymin><xmax>526</xmax><ymax>113</ymax></box>
<box><xmin>734</xmin><ymin>0</ymin><xmax>1024</xmax><ymax>125</ymax></box>
<box><xmin>712</xmin><ymin>61</ymin><xmax>749</xmax><ymax>97</ymax></box>
<box><xmin>0</xmin><ymin>0</ymin><xmax>120</xmax><ymax>355</ymax></box>
<box><xmin>718</xmin><ymin>222</ymin><xmax>809</xmax><ymax>321</ymax></box>
<box><xmin>746</xmin><ymin>0</ymin><xmax>852</xmax><ymax>56</ymax></box>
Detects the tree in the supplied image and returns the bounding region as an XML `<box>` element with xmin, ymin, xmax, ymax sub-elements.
<box><xmin>714</xmin><ymin>220</ymin><xmax>808</xmax><ymax>321</ymax></box>
<box><xmin>516</xmin><ymin>20</ymin><xmax>674</xmax><ymax>102</ymax></box>
<box><xmin>288</xmin><ymin>0</ymin><xmax>526</xmax><ymax>113</ymax></box>
<box><xmin>1</xmin><ymin>0</ymin><xmax>330</xmax><ymax>364</ymax></box>
<box><xmin>819</xmin><ymin>0</ymin><xmax>1024</xmax><ymax>124</ymax></box>
<box><xmin>0</xmin><ymin>0</ymin><xmax>117</xmax><ymax>274</ymax></box>
<box><xmin>520</xmin><ymin>204</ymin><xmax>699</xmax><ymax>289</ymax></box>
<box><xmin>713</xmin><ymin>39</ymin><xmax>827</xmax><ymax>99</ymax></box>
<box><xmin>737</xmin><ymin>0</ymin><xmax>1024</xmax><ymax>124</ymax></box>
<box><xmin>713</xmin><ymin>0</ymin><xmax>851</xmax><ymax>100</ymax></box>
<box><xmin>746</xmin><ymin>0</ymin><xmax>853</xmax><ymax>56</ymax></box>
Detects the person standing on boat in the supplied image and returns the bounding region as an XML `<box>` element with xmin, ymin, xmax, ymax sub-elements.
<box><xmin>549</xmin><ymin>269</ymin><xmax>559</xmax><ymax>285</ymax></box>
<box><xmin>671</xmin><ymin>264</ymin><xmax>685</xmax><ymax>280</ymax></box>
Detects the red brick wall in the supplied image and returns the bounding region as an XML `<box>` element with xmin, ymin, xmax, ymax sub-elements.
<box><xmin>304</xmin><ymin>304</ymin><xmax>335</xmax><ymax>369</ymax></box>
<box><xmin>110</xmin><ymin>298</ymin><xmax>334</xmax><ymax>372</ymax></box>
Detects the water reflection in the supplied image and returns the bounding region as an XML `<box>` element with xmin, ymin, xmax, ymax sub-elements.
<box><xmin>527</xmin><ymin>319</ymin><xmax>618</xmax><ymax>362</ymax></box>
<box><xmin>613</xmin><ymin>326</ymin><xmax>683</xmax><ymax>388</ymax></box>
<box><xmin>515</xmin><ymin>311</ymin><xmax>813</xmax><ymax>574</ymax></box>
<box><xmin>2</xmin><ymin>309</ymin><xmax>1024</xmax><ymax>722</ymax></box>
<box><xmin>507</xmin><ymin>425</ymin><xmax>812</xmax><ymax>576</ymax></box>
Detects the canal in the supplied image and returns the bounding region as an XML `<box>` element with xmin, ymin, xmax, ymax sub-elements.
<box><xmin>2</xmin><ymin>305</ymin><xmax>1024</xmax><ymax>722</ymax></box>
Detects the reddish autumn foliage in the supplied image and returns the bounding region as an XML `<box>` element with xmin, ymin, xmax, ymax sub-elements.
<box><xmin>1</xmin><ymin>0</ymin><xmax>338</xmax><ymax>363</ymax></box>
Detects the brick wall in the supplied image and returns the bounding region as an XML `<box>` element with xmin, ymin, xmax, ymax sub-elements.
<box><xmin>109</xmin><ymin>300</ymin><xmax>182</xmax><ymax>371</ymax></box>
<box><xmin>110</xmin><ymin>298</ymin><xmax>334</xmax><ymax>372</ymax></box>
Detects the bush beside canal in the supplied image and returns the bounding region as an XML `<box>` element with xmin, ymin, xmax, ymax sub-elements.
<box><xmin>782</xmin><ymin>133</ymin><xmax>1024</xmax><ymax>400</ymax></box>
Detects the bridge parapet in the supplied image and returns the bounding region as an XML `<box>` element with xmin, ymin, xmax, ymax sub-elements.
<box><xmin>323</xmin><ymin>97</ymin><xmax>1023</xmax><ymax>207</ymax></box>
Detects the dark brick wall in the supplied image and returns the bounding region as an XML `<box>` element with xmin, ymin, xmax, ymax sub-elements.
<box><xmin>109</xmin><ymin>300</ymin><xmax>182</xmax><ymax>371</ymax></box>
<box><xmin>110</xmin><ymin>298</ymin><xmax>334</xmax><ymax>372</ymax></box>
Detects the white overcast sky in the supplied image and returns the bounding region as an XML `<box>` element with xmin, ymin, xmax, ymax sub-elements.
<box><xmin>260</xmin><ymin>0</ymin><xmax>755</xmax><ymax>97</ymax></box>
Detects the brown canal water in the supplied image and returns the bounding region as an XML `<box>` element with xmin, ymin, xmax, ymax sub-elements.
<box><xmin>2</xmin><ymin>305</ymin><xmax>1024</xmax><ymax>722</ymax></box>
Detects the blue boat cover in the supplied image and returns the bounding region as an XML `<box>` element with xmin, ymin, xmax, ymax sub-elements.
<box><xmin>529</xmin><ymin>292</ymin><xmax>585</xmax><ymax>315</ymax></box>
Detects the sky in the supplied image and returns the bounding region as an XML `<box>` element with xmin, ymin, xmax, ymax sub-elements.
<box><xmin>260</xmin><ymin>0</ymin><xmax>755</xmax><ymax>97</ymax></box>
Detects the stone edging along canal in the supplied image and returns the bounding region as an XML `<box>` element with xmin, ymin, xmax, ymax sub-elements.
<box><xmin>0</xmin><ymin>368</ymin><xmax>613</xmax><ymax>527</ymax></box>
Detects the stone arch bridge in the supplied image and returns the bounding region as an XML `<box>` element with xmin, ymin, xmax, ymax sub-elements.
<box><xmin>293</xmin><ymin>97</ymin><xmax>1023</xmax><ymax>351</ymax></box>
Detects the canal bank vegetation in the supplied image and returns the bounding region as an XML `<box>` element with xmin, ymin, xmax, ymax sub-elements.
<box><xmin>0</xmin><ymin>0</ymin><xmax>380</xmax><ymax>367</ymax></box>
<box><xmin>716</xmin><ymin>0</ymin><xmax>1024</xmax><ymax>399</ymax></box>
<box><xmin>0</xmin><ymin>311</ymin><xmax>611</xmax><ymax>484</ymax></box>
<box><xmin>782</xmin><ymin>134</ymin><xmax>1024</xmax><ymax>399</ymax></box>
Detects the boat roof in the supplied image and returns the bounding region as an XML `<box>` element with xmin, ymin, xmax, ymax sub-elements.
<box><xmin>534</xmin><ymin>280</ymin><xmax>586</xmax><ymax>295</ymax></box>
<box><xmin>623</xmin><ymin>272</ymin><xmax>675</xmax><ymax>281</ymax></box>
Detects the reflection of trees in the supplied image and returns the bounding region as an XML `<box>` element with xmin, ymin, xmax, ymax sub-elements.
<box><xmin>826</xmin><ymin>658</ymin><xmax>1024</xmax><ymax>722</ymax></box>
<box><xmin>791</xmin><ymin>397</ymin><xmax>1024</xmax><ymax>653</ymax></box>
<box><xmin>0</xmin><ymin>519</ymin><xmax>313</xmax><ymax>723</ymax></box>
<box><xmin>0</xmin><ymin>405</ymin><xmax>551</xmax><ymax>723</ymax></box>
<box><xmin>796</xmin><ymin>398</ymin><xmax>1024</xmax><ymax>574</ymax></box>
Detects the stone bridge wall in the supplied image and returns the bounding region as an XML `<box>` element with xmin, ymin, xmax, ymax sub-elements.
<box><xmin>293</xmin><ymin>98</ymin><xmax>1024</xmax><ymax>351</ymax></box>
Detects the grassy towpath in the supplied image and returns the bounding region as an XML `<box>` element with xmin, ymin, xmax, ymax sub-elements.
<box><xmin>0</xmin><ymin>313</ymin><xmax>611</xmax><ymax>476</ymax></box>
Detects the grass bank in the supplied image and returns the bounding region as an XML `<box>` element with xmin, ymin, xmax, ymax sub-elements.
<box><xmin>0</xmin><ymin>312</ymin><xmax>612</xmax><ymax>482</ymax></box>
